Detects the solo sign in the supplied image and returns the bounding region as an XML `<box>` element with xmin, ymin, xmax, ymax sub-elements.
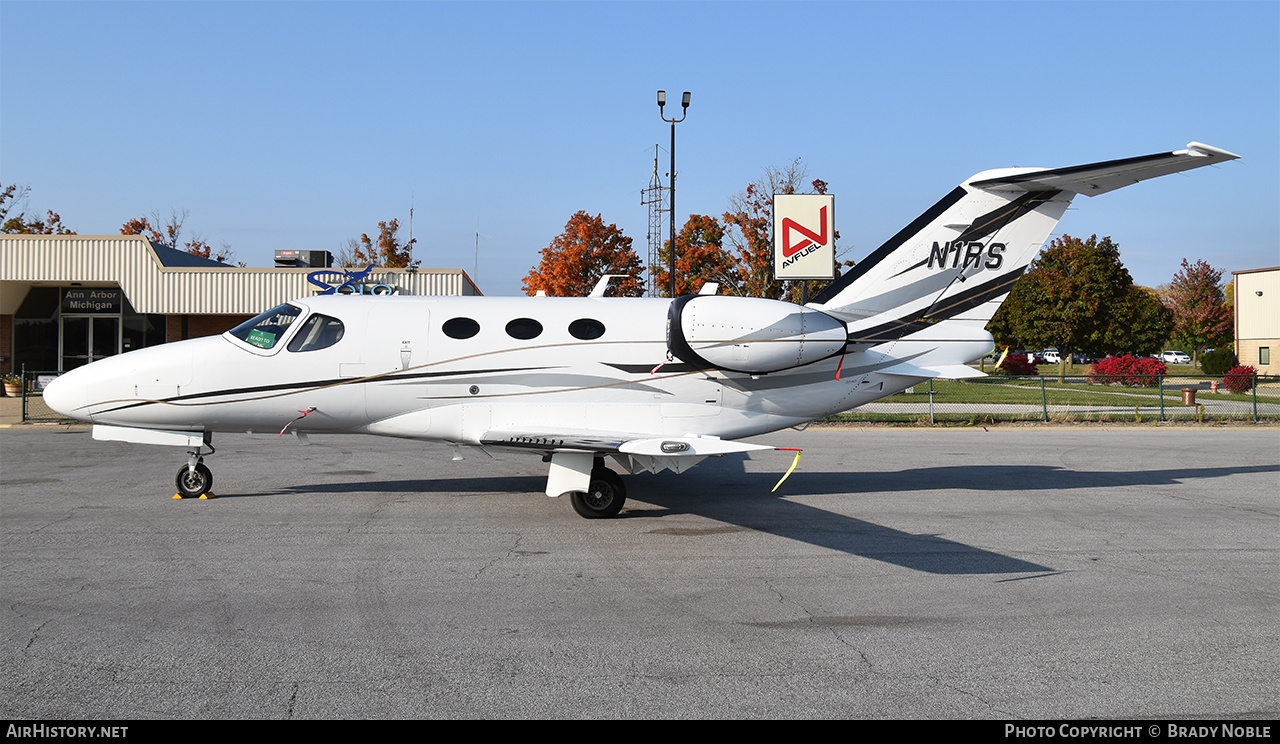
<box><xmin>773</xmin><ymin>194</ymin><xmax>835</xmax><ymax>281</ymax></box>
<box><xmin>307</xmin><ymin>265</ymin><xmax>398</xmax><ymax>295</ymax></box>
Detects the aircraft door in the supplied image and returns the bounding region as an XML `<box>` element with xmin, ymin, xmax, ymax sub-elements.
<box><xmin>364</xmin><ymin>302</ymin><xmax>429</xmax><ymax>423</ymax></box>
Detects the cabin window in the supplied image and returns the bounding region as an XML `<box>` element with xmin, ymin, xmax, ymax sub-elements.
<box><xmin>228</xmin><ymin>303</ymin><xmax>301</xmax><ymax>350</ymax></box>
<box><xmin>505</xmin><ymin>318</ymin><xmax>543</xmax><ymax>340</ymax></box>
<box><xmin>443</xmin><ymin>317</ymin><xmax>480</xmax><ymax>339</ymax></box>
<box><xmin>287</xmin><ymin>314</ymin><xmax>345</xmax><ymax>352</ymax></box>
<box><xmin>569</xmin><ymin>318</ymin><xmax>606</xmax><ymax>340</ymax></box>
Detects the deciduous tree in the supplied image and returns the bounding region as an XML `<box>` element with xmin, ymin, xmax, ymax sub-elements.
<box><xmin>351</xmin><ymin>219</ymin><xmax>418</xmax><ymax>268</ymax></box>
<box><xmin>988</xmin><ymin>234</ymin><xmax>1168</xmax><ymax>375</ymax></box>
<box><xmin>120</xmin><ymin>209</ymin><xmax>234</xmax><ymax>263</ymax></box>
<box><xmin>1</xmin><ymin>184</ymin><xmax>75</xmax><ymax>234</ymax></box>
<box><xmin>721</xmin><ymin>159</ymin><xmax>840</xmax><ymax>302</ymax></box>
<box><xmin>652</xmin><ymin>214</ymin><xmax>738</xmax><ymax>296</ymax></box>
<box><xmin>523</xmin><ymin>212</ymin><xmax>644</xmax><ymax>297</ymax></box>
<box><xmin>1165</xmin><ymin>258</ymin><xmax>1232</xmax><ymax>365</ymax></box>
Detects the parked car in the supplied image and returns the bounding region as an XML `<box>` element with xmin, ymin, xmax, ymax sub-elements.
<box><xmin>1042</xmin><ymin>348</ymin><xmax>1061</xmax><ymax>364</ymax></box>
<box><xmin>1161</xmin><ymin>350</ymin><xmax>1192</xmax><ymax>365</ymax></box>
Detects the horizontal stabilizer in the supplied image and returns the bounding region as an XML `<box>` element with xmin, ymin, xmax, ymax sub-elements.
<box><xmin>969</xmin><ymin>142</ymin><xmax>1239</xmax><ymax>197</ymax></box>
<box><xmin>878</xmin><ymin>363</ymin><xmax>987</xmax><ymax>380</ymax></box>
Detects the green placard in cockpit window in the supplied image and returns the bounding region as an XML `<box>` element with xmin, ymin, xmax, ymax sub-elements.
<box><xmin>246</xmin><ymin>329</ymin><xmax>276</xmax><ymax>349</ymax></box>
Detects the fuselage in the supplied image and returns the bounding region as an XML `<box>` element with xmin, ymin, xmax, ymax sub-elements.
<box><xmin>43</xmin><ymin>293</ymin><xmax>956</xmax><ymax>445</ymax></box>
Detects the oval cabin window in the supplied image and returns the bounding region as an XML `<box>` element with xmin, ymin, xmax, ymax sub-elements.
<box><xmin>443</xmin><ymin>317</ymin><xmax>480</xmax><ymax>339</ymax></box>
<box><xmin>505</xmin><ymin>318</ymin><xmax>543</xmax><ymax>340</ymax></box>
<box><xmin>568</xmin><ymin>318</ymin><xmax>606</xmax><ymax>340</ymax></box>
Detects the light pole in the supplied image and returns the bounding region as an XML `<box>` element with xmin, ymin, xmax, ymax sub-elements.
<box><xmin>658</xmin><ymin>90</ymin><xmax>690</xmax><ymax>298</ymax></box>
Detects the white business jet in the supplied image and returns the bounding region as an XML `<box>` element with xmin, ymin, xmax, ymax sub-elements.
<box><xmin>43</xmin><ymin>142</ymin><xmax>1238</xmax><ymax>517</ymax></box>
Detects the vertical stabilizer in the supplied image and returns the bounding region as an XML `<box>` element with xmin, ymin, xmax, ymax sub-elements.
<box><xmin>811</xmin><ymin>142</ymin><xmax>1239</xmax><ymax>345</ymax></box>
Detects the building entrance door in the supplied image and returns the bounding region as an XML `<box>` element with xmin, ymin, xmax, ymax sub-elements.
<box><xmin>61</xmin><ymin>316</ymin><xmax>120</xmax><ymax>371</ymax></box>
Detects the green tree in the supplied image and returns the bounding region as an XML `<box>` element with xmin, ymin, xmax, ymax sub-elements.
<box><xmin>988</xmin><ymin>234</ymin><xmax>1164</xmax><ymax>376</ymax></box>
<box><xmin>523</xmin><ymin>211</ymin><xmax>644</xmax><ymax>297</ymax></box>
<box><xmin>1165</xmin><ymin>258</ymin><xmax>1232</xmax><ymax>365</ymax></box>
<box><xmin>1104</xmin><ymin>285</ymin><xmax>1174</xmax><ymax>356</ymax></box>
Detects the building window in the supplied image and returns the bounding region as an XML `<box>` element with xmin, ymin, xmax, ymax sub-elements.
<box><xmin>1261</xmin><ymin>347</ymin><xmax>1271</xmax><ymax>366</ymax></box>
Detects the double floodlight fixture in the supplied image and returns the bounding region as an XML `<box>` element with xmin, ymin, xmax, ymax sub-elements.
<box><xmin>657</xmin><ymin>90</ymin><xmax>691</xmax><ymax>122</ymax></box>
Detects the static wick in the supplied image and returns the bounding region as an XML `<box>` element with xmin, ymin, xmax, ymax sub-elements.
<box><xmin>771</xmin><ymin>447</ymin><xmax>803</xmax><ymax>492</ymax></box>
<box><xmin>279</xmin><ymin>407</ymin><xmax>317</xmax><ymax>437</ymax></box>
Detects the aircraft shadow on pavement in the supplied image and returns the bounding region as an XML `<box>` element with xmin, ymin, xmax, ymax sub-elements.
<box><xmin>247</xmin><ymin>458</ymin><xmax>1273</xmax><ymax>577</ymax></box>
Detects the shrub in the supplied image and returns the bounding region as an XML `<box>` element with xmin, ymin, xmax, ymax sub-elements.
<box><xmin>996</xmin><ymin>356</ymin><xmax>1038</xmax><ymax>376</ymax></box>
<box><xmin>1200</xmin><ymin>348</ymin><xmax>1237</xmax><ymax>376</ymax></box>
<box><xmin>1089</xmin><ymin>355</ymin><xmax>1166</xmax><ymax>387</ymax></box>
<box><xmin>1222</xmin><ymin>364</ymin><xmax>1257</xmax><ymax>394</ymax></box>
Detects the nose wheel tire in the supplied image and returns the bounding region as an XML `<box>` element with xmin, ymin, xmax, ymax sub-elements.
<box><xmin>570</xmin><ymin>466</ymin><xmax>626</xmax><ymax>519</ymax></box>
<box><xmin>176</xmin><ymin>463</ymin><xmax>213</xmax><ymax>498</ymax></box>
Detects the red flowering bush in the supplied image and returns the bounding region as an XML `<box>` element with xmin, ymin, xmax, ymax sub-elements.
<box><xmin>1089</xmin><ymin>355</ymin><xmax>1166</xmax><ymax>387</ymax></box>
<box><xmin>1222</xmin><ymin>364</ymin><xmax>1257</xmax><ymax>394</ymax></box>
<box><xmin>996</xmin><ymin>355</ymin><xmax>1038</xmax><ymax>376</ymax></box>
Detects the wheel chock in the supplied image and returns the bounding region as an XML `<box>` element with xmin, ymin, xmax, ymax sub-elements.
<box><xmin>172</xmin><ymin>492</ymin><xmax>216</xmax><ymax>499</ymax></box>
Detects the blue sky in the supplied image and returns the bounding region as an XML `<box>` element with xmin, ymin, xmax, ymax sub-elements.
<box><xmin>3</xmin><ymin>1</ymin><xmax>1276</xmax><ymax>296</ymax></box>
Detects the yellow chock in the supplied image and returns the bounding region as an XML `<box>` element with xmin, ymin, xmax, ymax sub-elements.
<box><xmin>173</xmin><ymin>493</ymin><xmax>183</xmax><ymax>499</ymax></box>
<box><xmin>198</xmin><ymin>493</ymin><xmax>215</xmax><ymax>500</ymax></box>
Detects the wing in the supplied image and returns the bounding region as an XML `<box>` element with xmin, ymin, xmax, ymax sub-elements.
<box><xmin>479</xmin><ymin>428</ymin><xmax>776</xmax><ymax>497</ymax></box>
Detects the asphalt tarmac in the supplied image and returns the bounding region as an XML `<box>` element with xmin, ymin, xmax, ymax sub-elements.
<box><xmin>2</xmin><ymin>425</ymin><xmax>1276</xmax><ymax>719</ymax></box>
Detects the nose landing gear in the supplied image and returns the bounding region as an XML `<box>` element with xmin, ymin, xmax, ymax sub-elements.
<box><xmin>174</xmin><ymin>440</ymin><xmax>216</xmax><ymax>499</ymax></box>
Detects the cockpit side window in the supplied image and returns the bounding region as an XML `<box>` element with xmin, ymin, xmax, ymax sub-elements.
<box><xmin>287</xmin><ymin>314</ymin><xmax>345</xmax><ymax>352</ymax></box>
<box><xmin>228</xmin><ymin>304</ymin><xmax>302</xmax><ymax>350</ymax></box>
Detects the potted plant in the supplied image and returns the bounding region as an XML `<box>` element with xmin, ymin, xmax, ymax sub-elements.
<box><xmin>2</xmin><ymin>374</ymin><xmax>21</xmax><ymax>397</ymax></box>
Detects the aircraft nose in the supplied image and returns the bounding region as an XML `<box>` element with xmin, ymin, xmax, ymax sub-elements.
<box><xmin>42</xmin><ymin>371</ymin><xmax>90</xmax><ymax>421</ymax></box>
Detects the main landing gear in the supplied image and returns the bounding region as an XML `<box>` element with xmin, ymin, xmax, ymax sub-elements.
<box><xmin>569</xmin><ymin>463</ymin><xmax>626</xmax><ymax>519</ymax></box>
<box><xmin>175</xmin><ymin>440</ymin><xmax>216</xmax><ymax>499</ymax></box>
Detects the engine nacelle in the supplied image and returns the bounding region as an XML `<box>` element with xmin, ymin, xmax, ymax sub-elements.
<box><xmin>667</xmin><ymin>295</ymin><xmax>848</xmax><ymax>374</ymax></box>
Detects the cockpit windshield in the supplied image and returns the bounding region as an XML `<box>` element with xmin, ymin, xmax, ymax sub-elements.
<box><xmin>227</xmin><ymin>303</ymin><xmax>302</xmax><ymax>350</ymax></box>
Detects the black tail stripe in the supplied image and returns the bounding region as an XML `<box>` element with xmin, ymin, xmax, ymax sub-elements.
<box><xmin>811</xmin><ymin>187</ymin><xmax>966</xmax><ymax>305</ymax></box>
<box><xmin>847</xmin><ymin>266</ymin><xmax>1028</xmax><ymax>342</ymax></box>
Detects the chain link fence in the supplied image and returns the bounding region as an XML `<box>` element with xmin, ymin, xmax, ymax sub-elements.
<box><xmin>832</xmin><ymin>374</ymin><xmax>1278</xmax><ymax>424</ymax></box>
<box><xmin>16</xmin><ymin>368</ymin><xmax>66</xmax><ymax>422</ymax></box>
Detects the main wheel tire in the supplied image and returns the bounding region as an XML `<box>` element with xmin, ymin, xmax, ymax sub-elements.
<box><xmin>570</xmin><ymin>467</ymin><xmax>626</xmax><ymax>519</ymax></box>
<box><xmin>175</xmin><ymin>463</ymin><xmax>213</xmax><ymax>498</ymax></box>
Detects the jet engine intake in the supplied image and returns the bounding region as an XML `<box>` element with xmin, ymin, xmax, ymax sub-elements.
<box><xmin>667</xmin><ymin>295</ymin><xmax>847</xmax><ymax>374</ymax></box>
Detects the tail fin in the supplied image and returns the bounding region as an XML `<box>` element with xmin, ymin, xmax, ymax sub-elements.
<box><xmin>811</xmin><ymin>142</ymin><xmax>1239</xmax><ymax>344</ymax></box>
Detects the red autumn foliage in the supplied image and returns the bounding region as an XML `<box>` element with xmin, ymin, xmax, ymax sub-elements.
<box><xmin>523</xmin><ymin>212</ymin><xmax>644</xmax><ymax>297</ymax></box>
<box><xmin>1222</xmin><ymin>364</ymin><xmax>1257</xmax><ymax>394</ymax></box>
<box><xmin>996</xmin><ymin>355</ymin><xmax>1038</xmax><ymax>376</ymax></box>
<box><xmin>1088</xmin><ymin>355</ymin><xmax>1166</xmax><ymax>387</ymax></box>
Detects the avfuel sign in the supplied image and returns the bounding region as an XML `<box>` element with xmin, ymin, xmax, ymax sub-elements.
<box><xmin>773</xmin><ymin>194</ymin><xmax>835</xmax><ymax>281</ymax></box>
